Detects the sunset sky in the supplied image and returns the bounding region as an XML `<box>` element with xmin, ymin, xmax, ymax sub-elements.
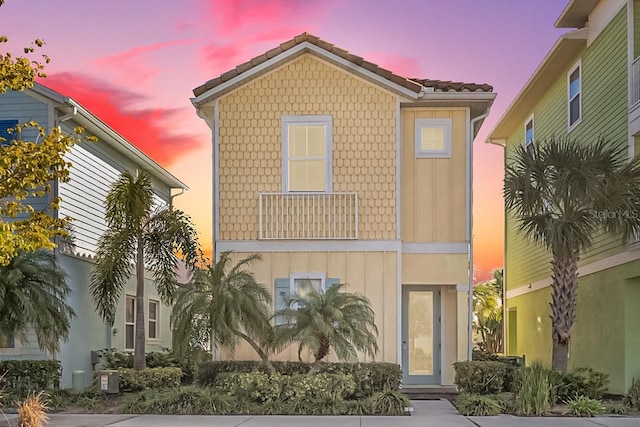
<box><xmin>0</xmin><ymin>0</ymin><xmax>569</xmax><ymax>282</ymax></box>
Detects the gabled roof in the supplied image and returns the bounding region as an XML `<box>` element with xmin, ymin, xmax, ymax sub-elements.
<box><xmin>192</xmin><ymin>32</ymin><xmax>493</xmax><ymax>103</ymax></box>
<box><xmin>29</xmin><ymin>83</ymin><xmax>187</xmax><ymax>190</ymax></box>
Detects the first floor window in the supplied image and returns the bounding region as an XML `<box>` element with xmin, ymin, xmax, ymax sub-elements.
<box><xmin>415</xmin><ymin>118</ymin><xmax>452</xmax><ymax>158</ymax></box>
<box><xmin>148</xmin><ymin>299</ymin><xmax>159</xmax><ymax>340</ymax></box>
<box><xmin>125</xmin><ymin>296</ymin><xmax>135</xmax><ymax>350</ymax></box>
<box><xmin>0</xmin><ymin>333</ymin><xmax>15</xmax><ymax>349</ymax></box>
<box><xmin>0</xmin><ymin>119</ymin><xmax>18</xmax><ymax>147</ymax></box>
<box><xmin>282</xmin><ymin>115</ymin><xmax>332</xmax><ymax>192</ymax></box>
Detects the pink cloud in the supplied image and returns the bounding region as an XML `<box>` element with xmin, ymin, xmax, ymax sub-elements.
<box><xmin>365</xmin><ymin>52</ymin><xmax>421</xmax><ymax>78</ymax></box>
<box><xmin>41</xmin><ymin>72</ymin><xmax>202</xmax><ymax>166</ymax></box>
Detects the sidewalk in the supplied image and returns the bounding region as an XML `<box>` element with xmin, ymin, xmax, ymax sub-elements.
<box><xmin>1</xmin><ymin>399</ymin><xmax>640</xmax><ymax>426</ymax></box>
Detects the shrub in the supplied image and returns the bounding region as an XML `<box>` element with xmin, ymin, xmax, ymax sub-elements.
<box><xmin>565</xmin><ymin>396</ymin><xmax>605</xmax><ymax>417</ymax></box>
<box><xmin>625</xmin><ymin>377</ymin><xmax>640</xmax><ymax>410</ymax></box>
<box><xmin>117</xmin><ymin>367</ymin><xmax>182</xmax><ymax>391</ymax></box>
<box><xmin>196</xmin><ymin>360</ymin><xmax>400</xmax><ymax>397</ymax></box>
<box><xmin>47</xmin><ymin>388</ymin><xmax>105</xmax><ymax>410</ymax></box>
<box><xmin>120</xmin><ymin>387</ymin><xmax>233</xmax><ymax>415</ymax></box>
<box><xmin>513</xmin><ymin>361</ymin><xmax>554</xmax><ymax>415</ymax></box>
<box><xmin>606</xmin><ymin>401</ymin><xmax>629</xmax><ymax>415</ymax></box>
<box><xmin>556</xmin><ymin>367</ymin><xmax>609</xmax><ymax>402</ymax></box>
<box><xmin>102</xmin><ymin>349</ymin><xmax>206</xmax><ymax>384</ymax></box>
<box><xmin>370</xmin><ymin>389</ymin><xmax>409</xmax><ymax>416</ymax></box>
<box><xmin>454</xmin><ymin>393</ymin><xmax>502</xmax><ymax>416</ymax></box>
<box><xmin>0</xmin><ymin>360</ymin><xmax>61</xmax><ymax>396</ymax></box>
<box><xmin>453</xmin><ymin>361</ymin><xmax>508</xmax><ymax>394</ymax></box>
<box><xmin>17</xmin><ymin>391</ymin><xmax>49</xmax><ymax>427</ymax></box>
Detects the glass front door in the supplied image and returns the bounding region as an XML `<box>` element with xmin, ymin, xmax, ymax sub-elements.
<box><xmin>402</xmin><ymin>286</ymin><xmax>441</xmax><ymax>385</ymax></box>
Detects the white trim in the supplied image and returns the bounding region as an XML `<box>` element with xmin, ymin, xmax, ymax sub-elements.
<box><xmin>216</xmin><ymin>239</ymin><xmax>402</xmax><ymax>255</ymax></box>
<box><xmin>397</xmin><ymin>251</ymin><xmax>402</xmax><ymax>366</ymax></box>
<box><xmin>524</xmin><ymin>113</ymin><xmax>535</xmax><ymax>149</ymax></box>
<box><xmin>281</xmin><ymin>115</ymin><xmax>333</xmax><ymax>192</ymax></box>
<box><xmin>401</xmin><ymin>242</ymin><xmax>469</xmax><ymax>254</ymax></box>
<box><xmin>456</xmin><ymin>284</ymin><xmax>468</xmax><ymax>292</ymax></box>
<box><xmin>567</xmin><ymin>59</ymin><xmax>583</xmax><ymax>131</ymax></box>
<box><xmin>439</xmin><ymin>287</ymin><xmax>444</xmax><ymax>384</ymax></box>
<box><xmin>506</xmin><ymin>248</ymin><xmax>640</xmax><ymax>299</ymax></box>
<box><xmin>192</xmin><ymin>42</ymin><xmax>419</xmax><ymax>105</ymax></box>
<box><xmin>147</xmin><ymin>299</ymin><xmax>159</xmax><ymax>341</ymax></box>
<box><xmin>628</xmin><ymin>0</ymin><xmax>635</xmax><ymax>159</ymax></box>
<box><xmin>465</xmin><ymin>109</ymin><xmax>471</xmax><ymax>242</ymax></box>
<box><xmin>414</xmin><ymin>118</ymin><xmax>452</xmax><ymax>158</ymax></box>
<box><xmin>214</xmin><ymin>100</ymin><xmax>220</xmax><ymax>247</ymax></box>
<box><xmin>396</xmin><ymin>98</ymin><xmax>402</xmax><ymax>240</ymax></box>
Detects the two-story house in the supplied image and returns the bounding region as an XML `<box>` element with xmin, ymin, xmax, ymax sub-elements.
<box><xmin>0</xmin><ymin>83</ymin><xmax>185</xmax><ymax>387</ymax></box>
<box><xmin>192</xmin><ymin>33</ymin><xmax>495</xmax><ymax>387</ymax></box>
<box><xmin>488</xmin><ymin>0</ymin><xmax>640</xmax><ymax>394</ymax></box>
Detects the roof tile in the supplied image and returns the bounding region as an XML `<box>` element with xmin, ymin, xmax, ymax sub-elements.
<box><xmin>192</xmin><ymin>32</ymin><xmax>493</xmax><ymax>97</ymax></box>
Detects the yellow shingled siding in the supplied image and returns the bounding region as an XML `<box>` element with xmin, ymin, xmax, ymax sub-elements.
<box><xmin>218</xmin><ymin>53</ymin><xmax>397</xmax><ymax>241</ymax></box>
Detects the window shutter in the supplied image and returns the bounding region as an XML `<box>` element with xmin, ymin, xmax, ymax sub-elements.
<box><xmin>0</xmin><ymin>120</ymin><xmax>18</xmax><ymax>146</ymax></box>
<box><xmin>274</xmin><ymin>278</ymin><xmax>290</xmax><ymax>325</ymax></box>
<box><xmin>326</xmin><ymin>278</ymin><xmax>340</xmax><ymax>290</ymax></box>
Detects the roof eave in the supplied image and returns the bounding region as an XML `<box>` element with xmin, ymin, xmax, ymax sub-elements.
<box><xmin>487</xmin><ymin>28</ymin><xmax>588</xmax><ymax>142</ymax></box>
<box><xmin>191</xmin><ymin>42</ymin><xmax>422</xmax><ymax>107</ymax></box>
<box><xmin>555</xmin><ymin>0</ymin><xmax>599</xmax><ymax>28</ymax></box>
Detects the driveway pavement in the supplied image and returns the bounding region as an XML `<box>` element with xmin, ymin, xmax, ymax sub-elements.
<box><xmin>1</xmin><ymin>399</ymin><xmax>639</xmax><ymax>426</ymax></box>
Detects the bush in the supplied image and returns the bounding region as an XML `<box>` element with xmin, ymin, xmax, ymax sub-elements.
<box><xmin>513</xmin><ymin>361</ymin><xmax>554</xmax><ymax>416</ymax></box>
<box><xmin>606</xmin><ymin>401</ymin><xmax>629</xmax><ymax>415</ymax></box>
<box><xmin>0</xmin><ymin>360</ymin><xmax>61</xmax><ymax>396</ymax></box>
<box><xmin>47</xmin><ymin>388</ymin><xmax>105</xmax><ymax>410</ymax></box>
<box><xmin>17</xmin><ymin>391</ymin><xmax>48</xmax><ymax>427</ymax></box>
<box><xmin>625</xmin><ymin>377</ymin><xmax>640</xmax><ymax>410</ymax></box>
<box><xmin>453</xmin><ymin>361</ymin><xmax>508</xmax><ymax>394</ymax></box>
<box><xmin>565</xmin><ymin>396</ymin><xmax>605</xmax><ymax>417</ymax></box>
<box><xmin>117</xmin><ymin>367</ymin><xmax>182</xmax><ymax>391</ymax></box>
<box><xmin>102</xmin><ymin>349</ymin><xmax>206</xmax><ymax>384</ymax></box>
<box><xmin>196</xmin><ymin>360</ymin><xmax>400</xmax><ymax>398</ymax></box>
<box><xmin>121</xmin><ymin>387</ymin><xmax>233</xmax><ymax>415</ymax></box>
<box><xmin>556</xmin><ymin>367</ymin><xmax>609</xmax><ymax>402</ymax></box>
<box><xmin>370</xmin><ymin>389</ymin><xmax>409</xmax><ymax>416</ymax></box>
<box><xmin>454</xmin><ymin>393</ymin><xmax>502</xmax><ymax>416</ymax></box>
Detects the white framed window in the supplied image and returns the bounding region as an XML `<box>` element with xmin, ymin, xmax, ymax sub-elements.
<box><xmin>125</xmin><ymin>295</ymin><xmax>135</xmax><ymax>350</ymax></box>
<box><xmin>415</xmin><ymin>118</ymin><xmax>452</xmax><ymax>158</ymax></box>
<box><xmin>524</xmin><ymin>114</ymin><xmax>534</xmax><ymax>153</ymax></box>
<box><xmin>282</xmin><ymin>115</ymin><xmax>332</xmax><ymax>192</ymax></box>
<box><xmin>148</xmin><ymin>299</ymin><xmax>159</xmax><ymax>340</ymax></box>
<box><xmin>568</xmin><ymin>60</ymin><xmax>582</xmax><ymax>129</ymax></box>
<box><xmin>290</xmin><ymin>272</ymin><xmax>326</xmax><ymax>297</ymax></box>
<box><xmin>0</xmin><ymin>333</ymin><xmax>19</xmax><ymax>356</ymax></box>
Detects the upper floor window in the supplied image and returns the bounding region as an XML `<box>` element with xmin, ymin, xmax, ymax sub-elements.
<box><xmin>415</xmin><ymin>118</ymin><xmax>452</xmax><ymax>158</ymax></box>
<box><xmin>0</xmin><ymin>119</ymin><xmax>18</xmax><ymax>147</ymax></box>
<box><xmin>125</xmin><ymin>295</ymin><xmax>135</xmax><ymax>350</ymax></box>
<box><xmin>0</xmin><ymin>333</ymin><xmax>19</xmax><ymax>356</ymax></box>
<box><xmin>282</xmin><ymin>115</ymin><xmax>332</xmax><ymax>192</ymax></box>
<box><xmin>524</xmin><ymin>114</ymin><xmax>534</xmax><ymax>153</ymax></box>
<box><xmin>148</xmin><ymin>299</ymin><xmax>159</xmax><ymax>340</ymax></box>
<box><xmin>568</xmin><ymin>61</ymin><xmax>582</xmax><ymax>129</ymax></box>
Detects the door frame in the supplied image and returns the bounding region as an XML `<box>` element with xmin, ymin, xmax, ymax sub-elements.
<box><xmin>401</xmin><ymin>285</ymin><xmax>442</xmax><ymax>385</ymax></box>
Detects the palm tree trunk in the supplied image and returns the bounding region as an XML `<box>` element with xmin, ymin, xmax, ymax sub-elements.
<box><xmin>550</xmin><ymin>248</ymin><xmax>579</xmax><ymax>372</ymax></box>
<box><xmin>232</xmin><ymin>328</ymin><xmax>274</xmax><ymax>373</ymax></box>
<box><xmin>134</xmin><ymin>238</ymin><xmax>146</xmax><ymax>370</ymax></box>
<box><xmin>308</xmin><ymin>357</ymin><xmax>322</xmax><ymax>375</ymax></box>
<box><xmin>307</xmin><ymin>334</ymin><xmax>330</xmax><ymax>375</ymax></box>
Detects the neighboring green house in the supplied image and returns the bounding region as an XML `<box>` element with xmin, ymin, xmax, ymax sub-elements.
<box><xmin>488</xmin><ymin>0</ymin><xmax>640</xmax><ymax>394</ymax></box>
<box><xmin>0</xmin><ymin>83</ymin><xmax>184</xmax><ymax>387</ymax></box>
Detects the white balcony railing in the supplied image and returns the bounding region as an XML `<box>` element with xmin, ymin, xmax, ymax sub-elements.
<box><xmin>259</xmin><ymin>192</ymin><xmax>358</xmax><ymax>240</ymax></box>
<box><xmin>632</xmin><ymin>56</ymin><xmax>640</xmax><ymax>108</ymax></box>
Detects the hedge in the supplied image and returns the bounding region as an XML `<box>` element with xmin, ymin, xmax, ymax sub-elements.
<box><xmin>196</xmin><ymin>361</ymin><xmax>401</xmax><ymax>398</ymax></box>
<box><xmin>453</xmin><ymin>360</ymin><xmax>508</xmax><ymax>394</ymax></box>
<box><xmin>0</xmin><ymin>360</ymin><xmax>61</xmax><ymax>395</ymax></box>
<box><xmin>117</xmin><ymin>367</ymin><xmax>182</xmax><ymax>391</ymax></box>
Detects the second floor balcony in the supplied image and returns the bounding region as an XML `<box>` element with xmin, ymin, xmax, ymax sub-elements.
<box><xmin>259</xmin><ymin>192</ymin><xmax>358</xmax><ymax>240</ymax></box>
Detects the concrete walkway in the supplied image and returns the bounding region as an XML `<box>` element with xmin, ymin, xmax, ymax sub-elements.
<box><xmin>1</xmin><ymin>399</ymin><xmax>640</xmax><ymax>426</ymax></box>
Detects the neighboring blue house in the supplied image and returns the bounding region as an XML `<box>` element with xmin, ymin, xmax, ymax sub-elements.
<box><xmin>0</xmin><ymin>83</ymin><xmax>185</xmax><ymax>387</ymax></box>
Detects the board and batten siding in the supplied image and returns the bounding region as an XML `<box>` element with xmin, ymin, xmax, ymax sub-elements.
<box><xmin>505</xmin><ymin>7</ymin><xmax>629</xmax><ymax>289</ymax></box>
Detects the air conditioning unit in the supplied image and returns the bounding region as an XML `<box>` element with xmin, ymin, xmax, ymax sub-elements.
<box><xmin>95</xmin><ymin>370</ymin><xmax>119</xmax><ymax>394</ymax></box>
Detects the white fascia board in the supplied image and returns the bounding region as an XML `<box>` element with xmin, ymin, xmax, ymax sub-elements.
<box><xmin>401</xmin><ymin>242</ymin><xmax>469</xmax><ymax>254</ymax></box>
<box><xmin>192</xmin><ymin>42</ymin><xmax>420</xmax><ymax>106</ymax></box>
<box><xmin>67</xmin><ymin>99</ymin><xmax>188</xmax><ymax>190</ymax></box>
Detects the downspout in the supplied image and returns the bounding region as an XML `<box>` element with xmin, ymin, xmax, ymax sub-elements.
<box><xmin>170</xmin><ymin>188</ymin><xmax>185</xmax><ymax>208</ymax></box>
<box><xmin>468</xmin><ymin>107</ymin><xmax>491</xmax><ymax>361</ymax></box>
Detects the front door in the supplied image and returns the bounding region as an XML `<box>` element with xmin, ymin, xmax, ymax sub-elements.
<box><xmin>402</xmin><ymin>286</ymin><xmax>441</xmax><ymax>385</ymax></box>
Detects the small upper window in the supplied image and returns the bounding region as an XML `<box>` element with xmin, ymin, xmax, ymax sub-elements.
<box><xmin>282</xmin><ymin>116</ymin><xmax>332</xmax><ymax>192</ymax></box>
<box><xmin>0</xmin><ymin>119</ymin><xmax>19</xmax><ymax>147</ymax></box>
<box><xmin>0</xmin><ymin>333</ymin><xmax>15</xmax><ymax>349</ymax></box>
<box><xmin>291</xmin><ymin>272</ymin><xmax>326</xmax><ymax>296</ymax></box>
<box><xmin>568</xmin><ymin>61</ymin><xmax>581</xmax><ymax>129</ymax></box>
<box><xmin>415</xmin><ymin>118</ymin><xmax>452</xmax><ymax>158</ymax></box>
<box><xmin>148</xmin><ymin>299</ymin><xmax>159</xmax><ymax>340</ymax></box>
<box><xmin>524</xmin><ymin>115</ymin><xmax>534</xmax><ymax>153</ymax></box>
<box><xmin>125</xmin><ymin>295</ymin><xmax>135</xmax><ymax>350</ymax></box>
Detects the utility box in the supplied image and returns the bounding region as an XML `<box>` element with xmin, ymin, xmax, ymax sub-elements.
<box><xmin>95</xmin><ymin>370</ymin><xmax>119</xmax><ymax>394</ymax></box>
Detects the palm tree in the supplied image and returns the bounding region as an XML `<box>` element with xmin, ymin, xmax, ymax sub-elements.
<box><xmin>275</xmin><ymin>282</ymin><xmax>379</xmax><ymax>375</ymax></box>
<box><xmin>171</xmin><ymin>251</ymin><xmax>275</xmax><ymax>372</ymax></box>
<box><xmin>504</xmin><ymin>137</ymin><xmax>640</xmax><ymax>371</ymax></box>
<box><xmin>473</xmin><ymin>270</ymin><xmax>503</xmax><ymax>354</ymax></box>
<box><xmin>0</xmin><ymin>250</ymin><xmax>75</xmax><ymax>354</ymax></box>
<box><xmin>90</xmin><ymin>171</ymin><xmax>200</xmax><ymax>370</ymax></box>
